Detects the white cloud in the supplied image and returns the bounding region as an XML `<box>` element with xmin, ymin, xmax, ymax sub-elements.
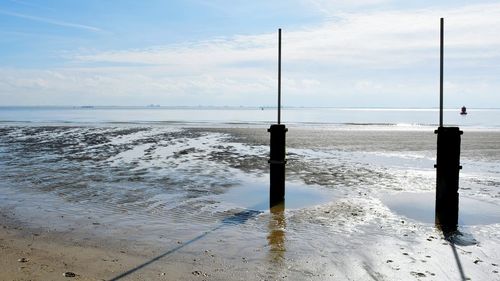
<box><xmin>1</xmin><ymin>3</ymin><xmax>500</xmax><ymax>107</ymax></box>
<box><xmin>305</xmin><ymin>0</ymin><xmax>392</xmax><ymax>15</ymax></box>
<box><xmin>72</xmin><ymin>3</ymin><xmax>500</xmax><ymax>68</ymax></box>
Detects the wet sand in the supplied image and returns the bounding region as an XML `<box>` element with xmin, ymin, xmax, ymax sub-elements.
<box><xmin>0</xmin><ymin>221</ymin><xmax>141</xmax><ymax>281</ymax></box>
<box><xmin>0</xmin><ymin>222</ymin><xmax>225</xmax><ymax>281</ymax></box>
<box><xmin>1</xmin><ymin>125</ymin><xmax>500</xmax><ymax>280</ymax></box>
<box><xmin>2</xmin><ymin>195</ymin><xmax>499</xmax><ymax>281</ymax></box>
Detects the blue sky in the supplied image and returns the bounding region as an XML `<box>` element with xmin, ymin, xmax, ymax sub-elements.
<box><xmin>1</xmin><ymin>0</ymin><xmax>499</xmax><ymax>107</ymax></box>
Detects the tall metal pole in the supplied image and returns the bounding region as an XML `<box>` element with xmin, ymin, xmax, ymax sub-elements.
<box><xmin>439</xmin><ymin>18</ymin><xmax>444</xmax><ymax>127</ymax></box>
<box><xmin>435</xmin><ymin>17</ymin><xmax>462</xmax><ymax>234</ymax></box>
<box><xmin>278</xmin><ymin>28</ymin><xmax>282</xmax><ymax>125</ymax></box>
<box><xmin>268</xmin><ymin>28</ymin><xmax>287</xmax><ymax>208</ymax></box>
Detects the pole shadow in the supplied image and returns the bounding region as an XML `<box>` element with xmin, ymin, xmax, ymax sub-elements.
<box><xmin>107</xmin><ymin>209</ymin><xmax>262</xmax><ymax>281</ymax></box>
<box><xmin>449</xmin><ymin>242</ymin><xmax>467</xmax><ymax>281</ymax></box>
<box><xmin>437</xmin><ymin>226</ymin><xmax>477</xmax><ymax>281</ymax></box>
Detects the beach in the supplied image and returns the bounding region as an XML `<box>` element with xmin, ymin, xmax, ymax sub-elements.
<box><xmin>3</xmin><ymin>0</ymin><xmax>500</xmax><ymax>279</ymax></box>
<box><xmin>1</xmin><ymin>108</ymin><xmax>500</xmax><ymax>280</ymax></box>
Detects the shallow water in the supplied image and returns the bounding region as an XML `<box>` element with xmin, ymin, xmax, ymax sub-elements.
<box><xmin>218</xmin><ymin>177</ymin><xmax>338</xmax><ymax>211</ymax></box>
<box><xmin>1</xmin><ymin>125</ymin><xmax>499</xmax><ymax>230</ymax></box>
<box><xmin>1</xmin><ymin>124</ymin><xmax>500</xmax><ymax>280</ymax></box>
<box><xmin>382</xmin><ymin>192</ymin><xmax>500</xmax><ymax>225</ymax></box>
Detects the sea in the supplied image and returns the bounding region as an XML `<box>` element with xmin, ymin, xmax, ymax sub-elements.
<box><xmin>1</xmin><ymin>106</ymin><xmax>499</xmax><ymax>280</ymax></box>
<box><xmin>0</xmin><ymin>106</ymin><xmax>499</xmax><ymax>129</ymax></box>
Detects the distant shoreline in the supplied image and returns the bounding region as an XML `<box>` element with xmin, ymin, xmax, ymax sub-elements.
<box><xmin>1</xmin><ymin>106</ymin><xmax>499</xmax><ymax>130</ymax></box>
<box><xmin>1</xmin><ymin>105</ymin><xmax>499</xmax><ymax>110</ymax></box>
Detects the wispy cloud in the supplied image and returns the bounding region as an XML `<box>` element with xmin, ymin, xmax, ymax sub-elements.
<box><xmin>8</xmin><ymin>0</ymin><xmax>55</xmax><ymax>11</ymax></box>
<box><xmin>72</xmin><ymin>3</ymin><xmax>500</xmax><ymax>68</ymax></box>
<box><xmin>1</xmin><ymin>3</ymin><xmax>499</xmax><ymax>107</ymax></box>
<box><xmin>305</xmin><ymin>0</ymin><xmax>392</xmax><ymax>15</ymax></box>
<box><xmin>0</xmin><ymin>9</ymin><xmax>102</xmax><ymax>32</ymax></box>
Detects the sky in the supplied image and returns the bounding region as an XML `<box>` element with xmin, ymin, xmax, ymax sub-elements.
<box><xmin>0</xmin><ymin>0</ymin><xmax>499</xmax><ymax>107</ymax></box>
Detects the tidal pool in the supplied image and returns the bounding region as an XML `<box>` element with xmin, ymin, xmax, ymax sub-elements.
<box><xmin>382</xmin><ymin>192</ymin><xmax>500</xmax><ymax>225</ymax></box>
<box><xmin>217</xmin><ymin>176</ymin><xmax>338</xmax><ymax>211</ymax></box>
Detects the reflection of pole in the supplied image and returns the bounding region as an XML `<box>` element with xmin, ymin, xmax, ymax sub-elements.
<box><xmin>435</xmin><ymin>18</ymin><xmax>462</xmax><ymax>233</ymax></box>
<box><xmin>269</xmin><ymin>28</ymin><xmax>287</xmax><ymax>208</ymax></box>
<box><xmin>268</xmin><ymin>203</ymin><xmax>286</xmax><ymax>262</ymax></box>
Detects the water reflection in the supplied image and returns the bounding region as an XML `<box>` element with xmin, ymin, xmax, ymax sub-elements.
<box><xmin>267</xmin><ymin>202</ymin><xmax>286</xmax><ymax>262</ymax></box>
<box><xmin>381</xmin><ymin>192</ymin><xmax>500</xmax><ymax>225</ymax></box>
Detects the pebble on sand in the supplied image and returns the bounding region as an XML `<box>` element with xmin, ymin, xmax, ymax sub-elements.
<box><xmin>63</xmin><ymin>271</ymin><xmax>76</xmax><ymax>277</ymax></box>
<box><xmin>192</xmin><ymin>270</ymin><xmax>208</xmax><ymax>277</ymax></box>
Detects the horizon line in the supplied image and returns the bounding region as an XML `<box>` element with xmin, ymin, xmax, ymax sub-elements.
<box><xmin>0</xmin><ymin>105</ymin><xmax>498</xmax><ymax>110</ymax></box>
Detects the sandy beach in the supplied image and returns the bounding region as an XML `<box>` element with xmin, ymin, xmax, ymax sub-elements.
<box><xmin>1</xmin><ymin>125</ymin><xmax>500</xmax><ymax>280</ymax></box>
<box><xmin>0</xmin><ymin>220</ymin><xmax>141</xmax><ymax>281</ymax></box>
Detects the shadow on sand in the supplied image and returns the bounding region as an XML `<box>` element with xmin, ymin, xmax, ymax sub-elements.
<box><xmin>108</xmin><ymin>209</ymin><xmax>262</xmax><ymax>281</ymax></box>
<box><xmin>439</xmin><ymin>226</ymin><xmax>477</xmax><ymax>281</ymax></box>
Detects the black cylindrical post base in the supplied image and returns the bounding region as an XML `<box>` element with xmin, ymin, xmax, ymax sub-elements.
<box><xmin>435</xmin><ymin>126</ymin><xmax>462</xmax><ymax>232</ymax></box>
<box><xmin>268</xmin><ymin>124</ymin><xmax>287</xmax><ymax>208</ymax></box>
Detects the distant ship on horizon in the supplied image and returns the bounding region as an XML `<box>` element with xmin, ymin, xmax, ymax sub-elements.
<box><xmin>461</xmin><ymin>106</ymin><xmax>467</xmax><ymax>115</ymax></box>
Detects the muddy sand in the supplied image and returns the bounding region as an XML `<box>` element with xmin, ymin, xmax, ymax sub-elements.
<box><xmin>1</xmin><ymin>126</ymin><xmax>499</xmax><ymax>280</ymax></box>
